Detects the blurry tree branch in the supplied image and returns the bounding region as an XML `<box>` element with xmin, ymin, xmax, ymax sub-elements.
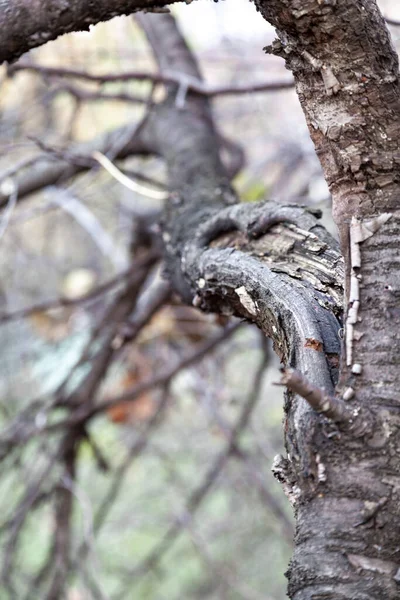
<box><xmin>0</xmin><ymin>261</ymin><xmax>145</xmax><ymax>325</ymax></box>
<box><xmin>43</xmin><ymin>322</ymin><xmax>242</xmax><ymax>430</ymax></box>
<box><xmin>9</xmin><ymin>60</ymin><xmax>295</xmax><ymax>96</ymax></box>
<box><xmin>0</xmin><ymin>121</ymin><xmax>154</xmax><ymax>207</ymax></box>
<box><xmin>0</xmin><ymin>116</ymin><xmax>243</xmax><ymax>208</ymax></box>
<box><xmin>384</xmin><ymin>15</ymin><xmax>400</xmax><ymax>27</ymax></box>
<box><xmin>47</xmin><ymin>81</ymin><xmax>149</xmax><ymax>105</ymax></box>
<box><xmin>196</xmin><ymin>337</ymin><xmax>294</xmax><ymax>544</ymax></box>
<box><xmin>115</xmin><ymin>339</ymin><xmax>270</xmax><ymax>593</ymax></box>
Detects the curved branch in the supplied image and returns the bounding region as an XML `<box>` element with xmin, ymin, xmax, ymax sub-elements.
<box><xmin>245</xmin><ymin>2</ymin><xmax>400</xmax><ymax>598</ymax></box>
<box><xmin>130</xmin><ymin>15</ymin><xmax>345</xmax><ymax>487</ymax></box>
<box><xmin>0</xmin><ymin>117</ymin><xmax>243</xmax><ymax>207</ymax></box>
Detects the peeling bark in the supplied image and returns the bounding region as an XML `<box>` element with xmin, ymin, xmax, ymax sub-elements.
<box><xmin>134</xmin><ymin>16</ymin><xmax>346</xmax><ymax>593</ymax></box>
<box><xmin>249</xmin><ymin>1</ymin><xmax>400</xmax><ymax>598</ymax></box>
<box><xmin>1</xmin><ymin>1</ymin><xmax>400</xmax><ymax>599</ymax></box>
<box><xmin>134</xmin><ymin>8</ymin><xmax>400</xmax><ymax>598</ymax></box>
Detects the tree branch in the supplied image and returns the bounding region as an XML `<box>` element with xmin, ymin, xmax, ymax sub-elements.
<box><xmin>0</xmin><ymin>120</ymin><xmax>153</xmax><ymax>207</ymax></box>
<box><xmin>249</xmin><ymin>2</ymin><xmax>400</xmax><ymax>598</ymax></box>
<box><xmin>118</xmin><ymin>343</ymin><xmax>269</xmax><ymax>588</ymax></box>
<box><xmin>9</xmin><ymin>60</ymin><xmax>295</xmax><ymax>96</ymax></box>
<box><xmin>277</xmin><ymin>367</ymin><xmax>373</xmax><ymax>436</ymax></box>
<box><xmin>129</xmin><ymin>15</ymin><xmax>344</xmax><ymax>486</ymax></box>
<box><xmin>0</xmin><ymin>0</ymin><xmax>178</xmax><ymax>65</ymax></box>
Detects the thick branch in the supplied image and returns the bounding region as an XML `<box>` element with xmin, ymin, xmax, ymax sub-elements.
<box><xmin>0</xmin><ymin>116</ymin><xmax>242</xmax><ymax>207</ymax></box>
<box><xmin>133</xmin><ymin>15</ymin><xmax>344</xmax><ymax>488</ymax></box>
<box><xmin>0</xmin><ymin>0</ymin><xmax>176</xmax><ymax>65</ymax></box>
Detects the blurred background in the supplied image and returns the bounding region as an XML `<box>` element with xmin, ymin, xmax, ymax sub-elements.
<box><xmin>0</xmin><ymin>1</ymin><xmax>399</xmax><ymax>598</ymax></box>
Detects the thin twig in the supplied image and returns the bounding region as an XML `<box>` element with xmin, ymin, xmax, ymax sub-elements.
<box><xmin>50</xmin><ymin>81</ymin><xmax>147</xmax><ymax>104</ymax></box>
<box><xmin>92</xmin><ymin>151</ymin><xmax>168</xmax><ymax>200</ymax></box>
<box><xmin>75</xmin><ymin>386</ymin><xmax>172</xmax><ymax>569</ymax></box>
<box><xmin>0</xmin><ymin>180</ymin><xmax>18</xmax><ymax>241</ymax></box>
<box><xmin>47</xmin><ymin>187</ymin><xmax>127</xmax><ymax>269</ymax></box>
<box><xmin>156</xmin><ymin>449</ymin><xmax>270</xmax><ymax>600</ymax></box>
<box><xmin>277</xmin><ymin>368</ymin><xmax>373</xmax><ymax>437</ymax></box>
<box><xmin>195</xmin><ymin>335</ymin><xmax>294</xmax><ymax>543</ymax></box>
<box><xmin>0</xmin><ymin>265</ymin><xmax>137</xmax><ymax>324</ymax></box>
<box><xmin>10</xmin><ymin>61</ymin><xmax>295</xmax><ymax>96</ymax></box>
<box><xmin>85</xmin><ymin>322</ymin><xmax>242</xmax><ymax>420</ymax></box>
<box><xmin>115</xmin><ymin>341</ymin><xmax>267</xmax><ymax>595</ymax></box>
<box><xmin>385</xmin><ymin>16</ymin><xmax>400</xmax><ymax>27</ymax></box>
<box><xmin>277</xmin><ymin>368</ymin><xmax>351</xmax><ymax>423</ymax></box>
<box><xmin>0</xmin><ymin>156</ymin><xmax>47</xmax><ymax>184</ymax></box>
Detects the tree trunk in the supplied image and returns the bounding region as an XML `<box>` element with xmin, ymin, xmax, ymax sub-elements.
<box><xmin>134</xmin><ymin>6</ymin><xmax>400</xmax><ymax>597</ymax></box>
<box><xmin>251</xmin><ymin>2</ymin><xmax>400</xmax><ymax>597</ymax></box>
<box><xmin>1</xmin><ymin>1</ymin><xmax>400</xmax><ymax>598</ymax></box>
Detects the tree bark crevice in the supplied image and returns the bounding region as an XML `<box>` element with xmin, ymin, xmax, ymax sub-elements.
<box><xmin>2</xmin><ymin>3</ymin><xmax>400</xmax><ymax>599</ymax></box>
<box><xmin>138</xmin><ymin>9</ymin><xmax>400</xmax><ymax>599</ymax></box>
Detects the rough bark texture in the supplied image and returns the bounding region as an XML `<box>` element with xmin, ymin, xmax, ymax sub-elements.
<box><xmin>136</xmin><ymin>7</ymin><xmax>400</xmax><ymax>598</ymax></box>
<box><xmin>135</xmin><ymin>15</ymin><xmax>348</xmax><ymax>597</ymax></box>
<box><xmin>250</xmin><ymin>1</ymin><xmax>400</xmax><ymax>598</ymax></box>
<box><xmin>1</xmin><ymin>1</ymin><xmax>400</xmax><ymax>599</ymax></box>
<box><xmin>0</xmin><ymin>0</ymin><xmax>174</xmax><ymax>64</ymax></box>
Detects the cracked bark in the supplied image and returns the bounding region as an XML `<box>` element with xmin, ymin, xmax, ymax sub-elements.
<box><xmin>249</xmin><ymin>1</ymin><xmax>400</xmax><ymax>597</ymax></box>
<box><xmin>137</xmin><ymin>8</ymin><xmax>400</xmax><ymax>598</ymax></box>
<box><xmin>135</xmin><ymin>13</ymin><xmax>345</xmax><ymax>594</ymax></box>
<box><xmin>1</xmin><ymin>1</ymin><xmax>400</xmax><ymax>598</ymax></box>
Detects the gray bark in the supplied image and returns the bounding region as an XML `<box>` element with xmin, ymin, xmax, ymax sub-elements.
<box><xmin>135</xmin><ymin>8</ymin><xmax>400</xmax><ymax>598</ymax></box>
<box><xmin>0</xmin><ymin>0</ymin><xmax>175</xmax><ymax>64</ymax></box>
<box><xmin>249</xmin><ymin>2</ymin><xmax>400</xmax><ymax>597</ymax></box>
<box><xmin>1</xmin><ymin>2</ymin><xmax>400</xmax><ymax>599</ymax></box>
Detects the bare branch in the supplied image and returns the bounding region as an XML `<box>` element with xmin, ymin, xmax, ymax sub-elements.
<box><xmin>0</xmin><ymin>264</ymin><xmax>138</xmax><ymax>324</ymax></box>
<box><xmin>45</xmin><ymin>434</ymin><xmax>78</xmax><ymax>600</ymax></box>
<box><xmin>277</xmin><ymin>368</ymin><xmax>373</xmax><ymax>437</ymax></box>
<box><xmin>0</xmin><ymin>0</ymin><xmax>182</xmax><ymax>64</ymax></box>
<box><xmin>277</xmin><ymin>368</ymin><xmax>351</xmax><ymax>424</ymax></box>
<box><xmin>0</xmin><ymin>179</ymin><xmax>18</xmax><ymax>240</ymax></box>
<box><xmin>9</xmin><ymin>61</ymin><xmax>294</xmax><ymax>96</ymax></box>
<box><xmin>57</xmin><ymin>252</ymin><xmax>159</xmax><ymax>409</ymax></box>
<box><xmin>92</xmin><ymin>151</ymin><xmax>168</xmax><ymax>200</ymax></box>
<box><xmin>0</xmin><ymin>120</ymin><xmax>153</xmax><ymax>207</ymax></box>
<box><xmin>114</xmin><ymin>341</ymin><xmax>268</xmax><ymax>593</ymax></box>
<box><xmin>195</xmin><ymin>335</ymin><xmax>294</xmax><ymax>544</ymax></box>
<box><xmin>127</xmin><ymin>16</ymin><xmax>343</xmax><ymax>498</ymax></box>
<box><xmin>48</xmin><ymin>81</ymin><xmax>148</xmax><ymax>104</ymax></box>
<box><xmin>0</xmin><ymin>112</ymin><xmax>242</xmax><ymax>207</ymax></box>
<box><xmin>49</xmin><ymin>187</ymin><xmax>127</xmax><ymax>269</ymax></box>
<box><xmin>75</xmin><ymin>385</ymin><xmax>172</xmax><ymax>570</ymax></box>
<box><xmin>63</xmin><ymin>321</ymin><xmax>242</xmax><ymax>423</ymax></box>
<box><xmin>384</xmin><ymin>15</ymin><xmax>400</xmax><ymax>27</ymax></box>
